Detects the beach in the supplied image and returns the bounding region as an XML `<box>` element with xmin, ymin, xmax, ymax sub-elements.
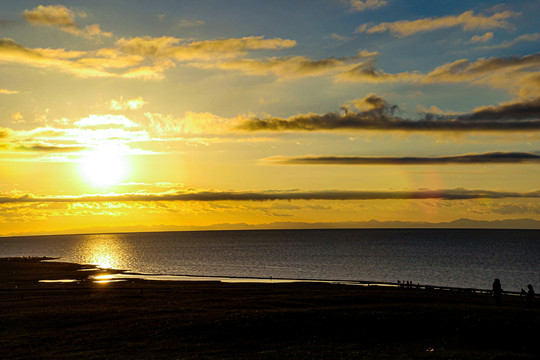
<box><xmin>1</xmin><ymin>257</ymin><xmax>538</xmax><ymax>359</ymax></box>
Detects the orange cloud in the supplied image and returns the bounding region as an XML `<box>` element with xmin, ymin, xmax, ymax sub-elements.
<box><xmin>22</xmin><ymin>5</ymin><xmax>112</xmax><ymax>39</ymax></box>
<box><xmin>470</xmin><ymin>32</ymin><xmax>494</xmax><ymax>43</ymax></box>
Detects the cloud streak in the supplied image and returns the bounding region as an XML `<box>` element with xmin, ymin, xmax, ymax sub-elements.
<box><xmin>349</xmin><ymin>0</ymin><xmax>387</xmax><ymax>12</ymax></box>
<box><xmin>267</xmin><ymin>152</ymin><xmax>540</xmax><ymax>165</ymax></box>
<box><xmin>117</xmin><ymin>36</ymin><xmax>296</xmax><ymax>61</ymax></box>
<box><xmin>356</xmin><ymin>10</ymin><xmax>517</xmax><ymax>37</ymax></box>
<box><xmin>2</xmin><ymin>188</ymin><xmax>540</xmax><ymax>204</ymax></box>
<box><xmin>0</xmin><ymin>142</ymin><xmax>86</xmax><ymax>153</ymax></box>
<box><xmin>339</xmin><ymin>52</ymin><xmax>540</xmax><ymax>97</ymax></box>
<box><xmin>0</xmin><ymin>88</ymin><xmax>19</xmax><ymax>94</ymax></box>
<box><xmin>190</xmin><ymin>51</ymin><xmax>377</xmax><ymax>79</ymax></box>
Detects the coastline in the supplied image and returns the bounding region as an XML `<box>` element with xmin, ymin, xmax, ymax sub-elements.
<box><xmin>1</xmin><ymin>257</ymin><xmax>539</xmax><ymax>359</ymax></box>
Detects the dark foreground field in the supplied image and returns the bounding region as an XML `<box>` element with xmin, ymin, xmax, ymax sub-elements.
<box><xmin>1</xmin><ymin>258</ymin><xmax>538</xmax><ymax>359</ymax></box>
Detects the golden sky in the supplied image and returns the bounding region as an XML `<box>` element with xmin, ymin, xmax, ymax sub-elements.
<box><xmin>2</xmin><ymin>1</ymin><xmax>540</xmax><ymax>235</ymax></box>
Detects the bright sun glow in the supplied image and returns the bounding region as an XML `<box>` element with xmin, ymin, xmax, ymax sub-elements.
<box><xmin>81</xmin><ymin>148</ymin><xmax>128</xmax><ymax>187</ymax></box>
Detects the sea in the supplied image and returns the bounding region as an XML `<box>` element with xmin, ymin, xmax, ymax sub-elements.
<box><xmin>1</xmin><ymin>229</ymin><xmax>538</xmax><ymax>292</ymax></box>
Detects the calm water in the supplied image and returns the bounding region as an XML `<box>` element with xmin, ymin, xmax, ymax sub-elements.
<box><xmin>1</xmin><ymin>229</ymin><xmax>538</xmax><ymax>291</ymax></box>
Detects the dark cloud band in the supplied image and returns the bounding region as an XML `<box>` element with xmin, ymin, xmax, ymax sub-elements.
<box><xmin>2</xmin><ymin>188</ymin><xmax>540</xmax><ymax>204</ymax></box>
<box><xmin>269</xmin><ymin>152</ymin><xmax>540</xmax><ymax>165</ymax></box>
<box><xmin>237</xmin><ymin>96</ymin><xmax>540</xmax><ymax>132</ymax></box>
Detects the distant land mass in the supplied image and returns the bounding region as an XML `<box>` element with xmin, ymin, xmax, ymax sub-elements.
<box><xmin>3</xmin><ymin>218</ymin><xmax>540</xmax><ymax>237</ymax></box>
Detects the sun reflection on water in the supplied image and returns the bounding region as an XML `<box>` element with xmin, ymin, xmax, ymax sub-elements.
<box><xmin>81</xmin><ymin>234</ymin><xmax>128</xmax><ymax>270</ymax></box>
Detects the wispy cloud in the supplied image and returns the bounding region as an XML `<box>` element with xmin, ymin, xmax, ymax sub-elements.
<box><xmin>338</xmin><ymin>52</ymin><xmax>540</xmax><ymax>96</ymax></box>
<box><xmin>356</xmin><ymin>10</ymin><xmax>517</xmax><ymax>37</ymax></box>
<box><xmin>0</xmin><ymin>88</ymin><xmax>19</xmax><ymax>94</ymax></box>
<box><xmin>349</xmin><ymin>0</ymin><xmax>387</xmax><ymax>12</ymax></box>
<box><xmin>178</xmin><ymin>19</ymin><xmax>205</xmax><ymax>27</ymax></box>
<box><xmin>3</xmin><ymin>188</ymin><xmax>540</xmax><ymax>204</ymax></box>
<box><xmin>190</xmin><ymin>51</ymin><xmax>376</xmax><ymax>79</ymax></box>
<box><xmin>144</xmin><ymin>111</ymin><xmax>233</xmax><ymax>136</ymax></box>
<box><xmin>117</xmin><ymin>35</ymin><xmax>296</xmax><ymax>61</ymax></box>
<box><xmin>267</xmin><ymin>152</ymin><xmax>540</xmax><ymax>165</ymax></box>
<box><xmin>0</xmin><ymin>35</ymin><xmax>298</xmax><ymax>80</ymax></box>
<box><xmin>481</xmin><ymin>33</ymin><xmax>540</xmax><ymax>50</ymax></box>
<box><xmin>470</xmin><ymin>32</ymin><xmax>494</xmax><ymax>43</ymax></box>
<box><xmin>0</xmin><ymin>141</ymin><xmax>86</xmax><ymax>153</ymax></box>
<box><xmin>74</xmin><ymin>114</ymin><xmax>141</xmax><ymax>128</ymax></box>
<box><xmin>110</xmin><ymin>96</ymin><xmax>147</xmax><ymax>110</ymax></box>
<box><xmin>0</xmin><ymin>38</ymin><xmax>134</xmax><ymax>78</ymax></box>
<box><xmin>22</xmin><ymin>5</ymin><xmax>112</xmax><ymax>39</ymax></box>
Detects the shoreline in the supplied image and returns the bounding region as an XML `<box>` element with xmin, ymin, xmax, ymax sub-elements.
<box><xmin>2</xmin><ymin>257</ymin><xmax>539</xmax><ymax>359</ymax></box>
<box><xmin>6</xmin><ymin>256</ymin><xmax>531</xmax><ymax>296</ymax></box>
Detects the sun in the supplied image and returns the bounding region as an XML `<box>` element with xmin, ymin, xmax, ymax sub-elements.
<box><xmin>80</xmin><ymin>148</ymin><xmax>129</xmax><ymax>187</ymax></box>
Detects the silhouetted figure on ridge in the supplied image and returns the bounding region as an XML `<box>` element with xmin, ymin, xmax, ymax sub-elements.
<box><xmin>526</xmin><ymin>284</ymin><xmax>535</xmax><ymax>308</ymax></box>
<box><xmin>492</xmin><ymin>278</ymin><xmax>502</xmax><ymax>306</ymax></box>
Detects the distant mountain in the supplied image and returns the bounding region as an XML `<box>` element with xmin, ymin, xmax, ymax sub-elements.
<box><xmin>4</xmin><ymin>218</ymin><xmax>540</xmax><ymax>237</ymax></box>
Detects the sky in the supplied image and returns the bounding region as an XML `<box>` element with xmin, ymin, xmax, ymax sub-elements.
<box><xmin>1</xmin><ymin>0</ymin><xmax>540</xmax><ymax>236</ymax></box>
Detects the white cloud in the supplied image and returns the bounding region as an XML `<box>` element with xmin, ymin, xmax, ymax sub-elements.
<box><xmin>110</xmin><ymin>97</ymin><xmax>147</xmax><ymax>110</ymax></box>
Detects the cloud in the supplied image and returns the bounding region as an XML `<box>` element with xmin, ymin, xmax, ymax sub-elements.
<box><xmin>338</xmin><ymin>52</ymin><xmax>540</xmax><ymax>96</ymax></box>
<box><xmin>349</xmin><ymin>0</ymin><xmax>387</xmax><ymax>12</ymax></box>
<box><xmin>144</xmin><ymin>111</ymin><xmax>234</xmax><ymax>135</ymax></box>
<box><xmin>0</xmin><ymin>38</ymin><xmax>121</xmax><ymax>78</ymax></box>
<box><xmin>2</xmin><ymin>188</ymin><xmax>540</xmax><ymax>204</ymax></box>
<box><xmin>74</xmin><ymin>114</ymin><xmax>141</xmax><ymax>128</ymax></box>
<box><xmin>0</xmin><ymin>38</ymin><xmax>166</xmax><ymax>80</ymax></box>
<box><xmin>4</xmin><ymin>124</ymin><xmax>151</xmax><ymax>152</ymax></box>
<box><xmin>178</xmin><ymin>19</ymin><xmax>205</xmax><ymax>27</ymax></box>
<box><xmin>237</xmin><ymin>94</ymin><xmax>540</xmax><ymax>133</ymax></box>
<box><xmin>356</xmin><ymin>10</ymin><xmax>517</xmax><ymax>37</ymax></box>
<box><xmin>22</xmin><ymin>5</ymin><xmax>79</xmax><ymax>29</ymax></box>
<box><xmin>16</xmin><ymin>144</ymin><xmax>85</xmax><ymax>153</ymax></box>
<box><xmin>0</xmin><ymin>128</ymin><xmax>10</xmax><ymax>138</ymax></box>
<box><xmin>110</xmin><ymin>96</ymin><xmax>147</xmax><ymax>110</ymax></box>
<box><xmin>191</xmin><ymin>52</ymin><xmax>374</xmax><ymax>79</ymax></box>
<box><xmin>267</xmin><ymin>152</ymin><xmax>540</xmax><ymax>165</ymax></box>
<box><xmin>425</xmin><ymin>53</ymin><xmax>540</xmax><ymax>83</ymax></box>
<box><xmin>0</xmin><ymin>142</ymin><xmax>86</xmax><ymax>153</ymax></box>
<box><xmin>117</xmin><ymin>36</ymin><xmax>296</xmax><ymax>61</ymax></box>
<box><xmin>470</xmin><ymin>32</ymin><xmax>494</xmax><ymax>43</ymax></box>
<box><xmin>0</xmin><ymin>88</ymin><xmax>19</xmax><ymax>94</ymax></box>
<box><xmin>346</xmin><ymin>92</ymin><xmax>395</xmax><ymax>111</ymax></box>
<box><xmin>337</xmin><ymin>60</ymin><xmax>421</xmax><ymax>83</ymax></box>
<box><xmin>0</xmin><ymin>35</ymin><xmax>295</xmax><ymax>80</ymax></box>
<box><xmin>459</xmin><ymin>97</ymin><xmax>540</xmax><ymax>121</ymax></box>
<box><xmin>482</xmin><ymin>33</ymin><xmax>540</xmax><ymax>50</ymax></box>
<box><xmin>22</xmin><ymin>5</ymin><xmax>112</xmax><ymax>39</ymax></box>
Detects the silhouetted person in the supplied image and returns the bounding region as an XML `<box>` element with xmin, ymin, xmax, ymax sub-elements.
<box><xmin>492</xmin><ymin>278</ymin><xmax>502</xmax><ymax>306</ymax></box>
<box><xmin>526</xmin><ymin>284</ymin><xmax>534</xmax><ymax>308</ymax></box>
